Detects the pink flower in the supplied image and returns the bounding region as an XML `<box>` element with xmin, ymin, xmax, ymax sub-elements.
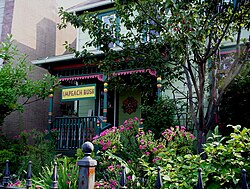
<box><xmin>67</xmin><ymin>173</ymin><xmax>71</xmax><ymax>177</ymax></box>
<box><xmin>111</xmin><ymin>126</ymin><xmax>117</xmax><ymax>132</ymax></box>
<box><xmin>36</xmin><ymin>186</ymin><xmax>41</xmax><ymax>189</ymax></box>
<box><xmin>140</xmin><ymin>139</ymin><xmax>145</xmax><ymax>144</ymax></box>
<box><xmin>112</xmin><ymin>145</ymin><xmax>117</xmax><ymax>149</ymax></box>
<box><xmin>148</xmin><ymin>130</ymin><xmax>152</xmax><ymax>133</ymax></box>
<box><xmin>145</xmin><ymin>151</ymin><xmax>150</xmax><ymax>155</ymax></box>
<box><xmin>107</xmin><ymin>140</ymin><xmax>111</xmax><ymax>147</ymax></box>
<box><xmin>139</xmin><ymin>145</ymin><xmax>143</xmax><ymax>150</ymax></box>
<box><xmin>110</xmin><ymin>179</ymin><xmax>117</xmax><ymax>186</ymax></box>
<box><xmin>181</xmin><ymin>126</ymin><xmax>186</xmax><ymax>131</ymax></box>
<box><xmin>158</xmin><ymin>144</ymin><xmax>163</xmax><ymax>148</ymax></box>
<box><xmin>96</xmin><ymin>183</ymin><xmax>102</xmax><ymax>187</ymax></box>
<box><xmin>167</xmin><ymin>136</ymin><xmax>172</xmax><ymax>141</ymax></box>
<box><xmin>123</xmin><ymin>120</ymin><xmax>128</xmax><ymax>125</ymax></box>
<box><xmin>99</xmin><ymin>140</ymin><xmax>105</xmax><ymax>145</ymax></box>
<box><xmin>190</xmin><ymin>134</ymin><xmax>195</xmax><ymax>139</ymax></box>
<box><xmin>152</xmin><ymin>157</ymin><xmax>161</xmax><ymax>163</ymax></box>
<box><xmin>152</xmin><ymin>147</ymin><xmax>157</xmax><ymax>152</ymax></box>
<box><xmin>93</xmin><ymin>135</ymin><xmax>99</xmax><ymax>140</ymax></box>
<box><xmin>134</xmin><ymin>117</ymin><xmax>139</xmax><ymax>121</ymax></box>
<box><xmin>128</xmin><ymin>160</ymin><xmax>132</xmax><ymax>164</ymax></box>
<box><xmin>166</xmin><ymin>129</ymin><xmax>173</xmax><ymax>134</ymax></box>
<box><xmin>127</xmin><ymin>175</ymin><xmax>132</xmax><ymax>180</ymax></box>
<box><xmin>119</xmin><ymin>125</ymin><xmax>125</xmax><ymax>132</ymax></box>
<box><xmin>140</xmin><ymin>131</ymin><xmax>145</xmax><ymax>135</ymax></box>
<box><xmin>66</xmin><ymin>180</ymin><xmax>71</xmax><ymax>184</ymax></box>
<box><xmin>100</xmin><ymin>130</ymin><xmax>108</xmax><ymax>136</ymax></box>
<box><xmin>108</xmin><ymin>165</ymin><xmax>114</xmax><ymax>172</ymax></box>
<box><xmin>102</xmin><ymin>145</ymin><xmax>107</xmax><ymax>151</ymax></box>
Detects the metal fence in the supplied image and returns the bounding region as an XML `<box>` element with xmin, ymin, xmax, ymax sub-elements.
<box><xmin>51</xmin><ymin>116</ymin><xmax>102</xmax><ymax>150</ymax></box>
<box><xmin>0</xmin><ymin>142</ymin><xmax>249</xmax><ymax>189</ymax></box>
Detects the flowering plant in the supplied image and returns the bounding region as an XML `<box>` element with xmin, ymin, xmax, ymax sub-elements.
<box><xmin>92</xmin><ymin>118</ymin><xmax>196</xmax><ymax>188</ymax></box>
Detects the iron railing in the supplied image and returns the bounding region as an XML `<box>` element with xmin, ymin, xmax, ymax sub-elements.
<box><xmin>51</xmin><ymin>116</ymin><xmax>103</xmax><ymax>150</ymax></box>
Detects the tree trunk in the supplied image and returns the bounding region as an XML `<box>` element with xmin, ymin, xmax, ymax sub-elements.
<box><xmin>197</xmin><ymin>129</ymin><xmax>207</xmax><ymax>157</ymax></box>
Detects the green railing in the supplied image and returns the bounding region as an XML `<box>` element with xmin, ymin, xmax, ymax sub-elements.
<box><xmin>51</xmin><ymin>116</ymin><xmax>103</xmax><ymax>150</ymax></box>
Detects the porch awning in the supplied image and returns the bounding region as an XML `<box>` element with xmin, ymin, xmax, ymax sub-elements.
<box><xmin>59</xmin><ymin>69</ymin><xmax>157</xmax><ymax>82</ymax></box>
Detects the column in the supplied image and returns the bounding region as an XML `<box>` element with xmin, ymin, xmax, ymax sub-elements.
<box><xmin>157</xmin><ymin>76</ymin><xmax>162</xmax><ymax>100</ymax></box>
<box><xmin>103</xmin><ymin>82</ymin><xmax>108</xmax><ymax>124</ymax></box>
<box><xmin>48</xmin><ymin>89</ymin><xmax>54</xmax><ymax>131</ymax></box>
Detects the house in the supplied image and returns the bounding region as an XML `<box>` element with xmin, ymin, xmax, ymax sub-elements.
<box><xmin>32</xmin><ymin>0</ymin><xmax>250</xmax><ymax>152</ymax></box>
<box><xmin>32</xmin><ymin>0</ymin><xmax>160</xmax><ymax>151</ymax></box>
<box><xmin>0</xmin><ymin>0</ymin><xmax>77</xmax><ymax>136</ymax></box>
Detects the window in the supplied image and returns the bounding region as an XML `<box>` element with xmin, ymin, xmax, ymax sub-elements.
<box><xmin>98</xmin><ymin>11</ymin><xmax>120</xmax><ymax>48</ymax></box>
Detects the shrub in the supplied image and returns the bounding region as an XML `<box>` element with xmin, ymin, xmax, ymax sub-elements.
<box><xmin>92</xmin><ymin>119</ymin><xmax>250</xmax><ymax>188</ymax></box>
<box><xmin>201</xmin><ymin>125</ymin><xmax>250</xmax><ymax>188</ymax></box>
<box><xmin>92</xmin><ymin>118</ymin><xmax>195</xmax><ymax>188</ymax></box>
<box><xmin>140</xmin><ymin>98</ymin><xmax>177</xmax><ymax>138</ymax></box>
<box><xmin>0</xmin><ymin>129</ymin><xmax>56</xmax><ymax>179</ymax></box>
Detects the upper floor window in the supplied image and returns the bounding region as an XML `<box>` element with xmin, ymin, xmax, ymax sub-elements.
<box><xmin>98</xmin><ymin>11</ymin><xmax>120</xmax><ymax>48</ymax></box>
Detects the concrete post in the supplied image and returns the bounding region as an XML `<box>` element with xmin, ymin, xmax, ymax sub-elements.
<box><xmin>78</xmin><ymin>142</ymin><xmax>97</xmax><ymax>189</ymax></box>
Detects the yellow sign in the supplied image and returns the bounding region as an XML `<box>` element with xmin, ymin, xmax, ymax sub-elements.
<box><xmin>61</xmin><ymin>85</ymin><xmax>96</xmax><ymax>101</ymax></box>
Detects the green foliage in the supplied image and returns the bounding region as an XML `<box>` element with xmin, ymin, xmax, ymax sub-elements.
<box><xmin>92</xmin><ymin>120</ymin><xmax>249</xmax><ymax>188</ymax></box>
<box><xmin>141</xmin><ymin>98</ymin><xmax>177</xmax><ymax>137</ymax></box>
<box><xmin>201</xmin><ymin>125</ymin><xmax>250</xmax><ymax>188</ymax></box>
<box><xmin>219</xmin><ymin>72</ymin><xmax>250</xmax><ymax>132</ymax></box>
<box><xmin>0</xmin><ymin>34</ymin><xmax>58</xmax><ymax>127</ymax></box>
<box><xmin>92</xmin><ymin>118</ymin><xmax>195</xmax><ymax>188</ymax></box>
<box><xmin>0</xmin><ymin>129</ymin><xmax>56</xmax><ymax>178</ymax></box>
<box><xmin>18</xmin><ymin>130</ymin><xmax>56</xmax><ymax>177</ymax></box>
<box><xmin>32</xmin><ymin>157</ymin><xmax>78</xmax><ymax>189</ymax></box>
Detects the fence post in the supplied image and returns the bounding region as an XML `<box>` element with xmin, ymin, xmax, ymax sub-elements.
<box><xmin>155</xmin><ymin>166</ymin><xmax>163</xmax><ymax>189</ymax></box>
<box><xmin>2</xmin><ymin>160</ymin><xmax>10</xmax><ymax>187</ymax></box>
<box><xmin>26</xmin><ymin>161</ymin><xmax>32</xmax><ymax>189</ymax></box>
<box><xmin>78</xmin><ymin>141</ymin><xmax>97</xmax><ymax>189</ymax></box>
<box><xmin>242</xmin><ymin>169</ymin><xmax>249</xmax><ymax>189</ymax></box>
<box><xmin>119</xmin><ymin>165</ymin><xmax>127</xmax><ymax>189</ymax></box>
<box><xmin>51</xmin><ymin>162</ymin><xmax>58</xmax><ymax>189</ymax></box>
<box><xmin>197</xmin><ymin>168</ymin><xmax>204</xmax><ymax>189</ymax></box>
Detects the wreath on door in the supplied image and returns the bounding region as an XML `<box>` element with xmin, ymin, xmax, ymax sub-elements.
<box><xmin>122</xmin><ymin>97</ymin><xmax>138</xmax><ymax>114</ymax></box>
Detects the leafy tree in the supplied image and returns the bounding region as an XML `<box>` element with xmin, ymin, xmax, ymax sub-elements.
<box><xmin>219</xmin><ymin>71</ymin><xmax>250</xmax><ymax>135</ymax></box>
<box><xmin>0</xmin><ymin>35</ymin><xmax>58</xmax><ymax>131</ymax></box>
<box><xmin>58</xmin><ymin>0</ymin><xmax>250</xmax><ymax>153</ymax></box>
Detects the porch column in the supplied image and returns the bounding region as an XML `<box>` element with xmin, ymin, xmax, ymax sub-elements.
<box><xmin>103</xmin><ymin>82</ymin><xmax>108</xmax><ymax>123</ymax></box>
<box><xmin>48</xmin><ymin>89</ymin><xmax>54</xmax><ymax>130</ymax></box>
<box><xmin>157</xmin><ymin>76</ymin><xmax>162</xmax><ymax>100</ymax></box>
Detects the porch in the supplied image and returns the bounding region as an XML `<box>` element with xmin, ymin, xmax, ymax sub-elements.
<box><xmin>50</xmin><ymin>116</ymin><xmax>111</xmax><ymax>152</ymax></box>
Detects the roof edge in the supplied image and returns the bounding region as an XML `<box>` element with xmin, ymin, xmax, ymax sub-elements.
<box><xmin>67</xmin><ymin>0</ymin><xmax>113</xmax><ymax>13</ymax></box>
<box><xmin>32</xmin><ymin>54</ymin><xmax>76</xmax><ymax>65</ymax></box>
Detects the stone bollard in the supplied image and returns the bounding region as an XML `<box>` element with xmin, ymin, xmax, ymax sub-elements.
<box><xmin>78</xmin><ymin>141</ymin><xmax>97</xmax><ymax>189</ymax></box>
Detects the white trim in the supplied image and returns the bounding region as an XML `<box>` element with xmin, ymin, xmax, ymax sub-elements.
<box><xmin>113</xmin><ymin>88</ymin><xmax>116</xmax><ymax>126</ymax></box>
<box><xmin>76</xmin><ymin>27</ymin><xmax>80</xmax><ymax>51</ymax></box>
<box><xmin>31</xmin><ymin>54</ymin><xmax>75</xmax><ymax>65</ymax></box>
<box><xmin>68</xmin><ymin>0</ymin><xmax>113</xmax><ymax>13</ymax></box>
<box><xmin>32</xmin><ymin>46</ymin><xmax>122</xmax><ymax>65</ymax></box>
